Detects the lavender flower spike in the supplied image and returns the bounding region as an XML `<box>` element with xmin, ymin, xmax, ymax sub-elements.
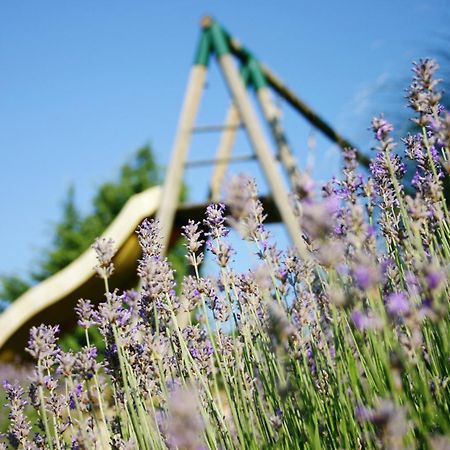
<box><xmin>25</xmin><ymin>324</ymin><xmax>60</xmax><ymax>366</ymax></box>
<box><xmin>203</xmin><ymin>203</ymin><xmax>228</xmax><ymax>238</ymax></box>
<box><xmin>2</xmin><ymin>380</ymin><xmax>31</xmax><ymax>448</ymax></box>
<box><xmin>165</xmin><ymin>386</ymin><xmax>205</xmax><ymax>450</ymax></box>
<box><xmin>386</xmin><ymin>292</ymin><xmax>410</xmax><ymax>317</ymax></box>
<box><xmin>92</xmin><ymin>237</ymin><xmax>116</xmax><ymax>279</ymax></box>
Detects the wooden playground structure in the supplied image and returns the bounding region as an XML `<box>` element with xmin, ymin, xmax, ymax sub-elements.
<box><xmin>0</xmin><ymin>17</ymin><xmax>369</xmax><ymax>359</ymax></box>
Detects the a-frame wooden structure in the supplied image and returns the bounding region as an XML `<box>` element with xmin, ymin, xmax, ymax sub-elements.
<box><xmin>156</xmin><ymin>16</ymin><xmax>369</xmax><ymax>250</ymax></box>
<box><xmin>0</xmin><ymin>16</ymin><xmax>370</xmax><ymax>359</ymax></box>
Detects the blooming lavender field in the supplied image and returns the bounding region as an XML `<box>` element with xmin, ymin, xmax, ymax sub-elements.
<box><xmin>2</xmin><ymin>60</ymin><xmax>449</xmax><ymax>449</ymax></box>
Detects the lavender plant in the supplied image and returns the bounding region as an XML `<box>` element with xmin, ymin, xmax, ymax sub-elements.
<box><xmin>1</xmin><ymin>59</ymin><xmax>449</xmax><ymax>449</ymax></box>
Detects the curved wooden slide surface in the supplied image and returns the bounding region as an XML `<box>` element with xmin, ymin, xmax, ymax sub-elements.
<box><xmin>0</xmin><ymin>186</ymin><xmax>162</xmax><ymax>360</ymax></box>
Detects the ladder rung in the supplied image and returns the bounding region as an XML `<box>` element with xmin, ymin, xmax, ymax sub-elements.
<box><xmin>186</xmin><ymin>153</ymin><xmax>256</xmax><ymax>168</ymax></box>
<box><xmin>192</xmin><ymin>124</ymin><xmax>243</xmax><ymax>133</ymax></box>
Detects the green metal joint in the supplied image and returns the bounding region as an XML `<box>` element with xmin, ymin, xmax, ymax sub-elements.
<box><xmin>209</xmin><ymin>22</ymin><xmax>230</xmax><ymax>56</ymax></box>
<box><xmin>240</xmin><ymin>65</ymin><xmax>251</xmax><ymax>87</ymax></box>
<box><xmin>247</xmin><ymin>58</ymin><xmax>267</xmax><ymax>90</ymax></box>
<box><xmin>219</xmin><ymin>25</ymin><xmax>254</xmax><ymax>62</ymax></box>
<box><xmin>193</xmin><ymin>29</ymin><xmax>212</xmax><ymax>66</ymax></box>
<box><xmin>214</xmin><ymin>21</ymin><xmax>264</xmax><ymax>89</ymax></box>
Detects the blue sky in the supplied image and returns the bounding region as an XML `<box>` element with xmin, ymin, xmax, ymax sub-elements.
<box><xmin>1</xmin><ymin>0</ymin><xmax>449</xmax><ymax>277</ymax></box>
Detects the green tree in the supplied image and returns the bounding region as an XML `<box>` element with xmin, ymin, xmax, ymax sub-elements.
<box><xmin>0</xmin><ymin>275</ymin><xmax>30</xmax><ymax>306</ymax></box>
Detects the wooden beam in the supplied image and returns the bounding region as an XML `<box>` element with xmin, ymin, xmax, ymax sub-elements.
<box><xmin>209</xmin><ymin>103</ymin><xmax>242</xmax><ymax>201</ymax></box>
<box><xmin>261</xmin><ymin>65</ymin><xmax>371</xmax><ymax>168</ymax></box>
<box><xmin>217</xmin><ymin>53</ymin><xmax>306</xmax><ymax>252</ymax></box>
<box><xmin>156</xmin><ymin>65</ymin><xmax>208</xmax><ymax>250</ymax></box>
<box><xmin>175</xmin><ymin>195</ymin><xmax>281</xmax><ymax>226</ymax></box>
<box><xmin>187</xmin><ymin>153</ymin><xmax>255</xmax><ymax>168</ymax></box>
<box><xmin>256</xmin><ymin>86</ymin><xmax>299</xmax><ymax>181</ymax></box>
<box><xmin>192</xmin><ymin>124</ymin><xmax>242</xmax><ymax>133</ymax></box>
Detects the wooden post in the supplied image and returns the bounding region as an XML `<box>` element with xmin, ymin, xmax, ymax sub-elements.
<box><xmin>255</xmin><ymin>86</ymin><xmax>299</xmax><ymax>181</ymax></box>
<box><xmin>209</xmin><ymin>102</ymin><xmax>242</xmax><ymax>202</ymax></box>
<box><xmin>156</xmin><ymin>64</ymin><xmax>208</xmax><ymax>249</ymax></box>
<box><xmin>217</xmin><ymin>53</ymin><xmax>305</xmax><ymax>252</ymax></box>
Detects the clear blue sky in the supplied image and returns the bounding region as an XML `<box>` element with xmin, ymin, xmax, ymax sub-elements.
<box><xmin>1</xmin><ymin>0</ymin><xmax>449</xmax><ymax>277</ymax></box>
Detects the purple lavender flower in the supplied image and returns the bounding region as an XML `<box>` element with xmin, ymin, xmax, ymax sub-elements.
<box><xmin>306</xmin><ymin>347</ymin><xmax>317</xmax><ymax>375</ymax></box>
<box><xmin>356</xmin><ymin>399</ymin><xmax>408</xmax><ymax>449</ymax></box>
<box><xmin>370</xmin><ymin>152</ymin><xmax>405</xmax><ymax>197</ymax></box>
<box><xmin>267</xmin><ymin>301</ymin><xmax>296</xmax><ymax>349</ymax></box>
<box><xmin>164</xmin><ymin>386</ymin><xmax>206</xmax><ymax>450</ymax></box>
<box><xmin>68</xmin><ymin>393</ymin><xmax>76</xmax><ymax>410</ymax></box>
<box><xmin>292</xmin><ymin>169</ymin><xmax>315</xmax><ymax>202</ymax></box>
<box><xmin>372</xmin><ymin>116</ymin><xmax>394</xmax><ymax>142</ymax></box>
<box><xmin>350</xmin><ymin>310</ymin><xmax>365</xmax><ymax>330</ymax></box>
<box><xmin>299</xmin><ymin>195</ymin><xmax>340</xmax><ymax>240</ymax></box>
<box><xmin>404</xmin><ymin>131</ymin><xmax>444</xmax><ymax>202</ymax></box>
<box><xmin>425</xmin><ymin>267</ymin><xmax>445</xmax><ymax>290</ymax></box>
<box><xmin>350</xmin><ymin>309</ymin><xmax>382</xmax><ymax>331</ymax></box>
<box><xmin>73</xmin><ymin>346</ymin><xmax>101</xmax><ymax>380</ymax></box>
<box><xmin>210</xmin><ymin>294</ymin><xmax>230</xmax><ymax>322</ymax></box>
<box><xmin>137</xmin><ymin>253</ymin><xmax>177</xmax><ymax>322</ymax></box>
<box><xmin>407</xmin><ymin>59</ymin><xmax>442</xmax><ymax>126</ymax></box>
<box><xmin>25</xmin><ymin>324</ymin><xmax>60</xmax><ymax>368</ymax></box>
<box><xmin>369</xmin><ymin>115</ymin><xmax>406</xmax><ymax>212</ymax></box>
<box><xmin>386</xmin><ymin>292</ymin><xmax>410</xmax><ymax>317</ymax></box>
<box><xmin>269</xmin><ymin>408</ymin><xmax>283</xmax><ymax>432</ymax></box>
<box><xmin>328</xmin><ymin>148</ymin><xmax>365</xmax><ymax>204</ymax></box>
<box><xmin>180</xmin><ymin>276</ymin><xmax>202</xmax><ymax>312</ymax></box>
<box><xmin>57</xmin><ymin>351</ymin><xmax>75</xmax><ymax>377</ymax></box>
<box><xmin>352</xmin><ymin>262</ymin><xmax>379</xmax><ymax>291</ymax></box>
<box><xmin>2</xmin><ymin>380</ymin><xmax>31</xmax><ymax>448</ymax></box>
<box><xmin>225</xmin><ymin>175</ymin><xmax>268</xmax><ymax>241</ymax></box>
<box><xmin>203</xmin><ymin>203</ymin><xmax>228</xmax><ymax>238</ymax></box>
<box><xmin>136</xmin><ymin>218</ymin><xmax>163</xmax><ymax>256</ymax></box>
<box><xmin>75</xmin><ymin>383</ymin><xmax>83</xmax><ymax>396</ymax></box>
<box><xmin>181</xmin><ymin>220</ymin><xmax>205</xmax><ymax>266</ymax></box>
<box><xmin>75</xmin><ymin>298</ymin><xmax>99</xmax><ymax>329</ymax></box>
<box><xmin>92</xmin><ymin>237</ymin><xmax>116</xmax><ymax>279</ymax></box>
<box><xmin>207</xmin><ymin>240</ymin><xmax>234</xmax><ymax>268</ymax></box>
<box><xmin>98</xmin><ymin>291</ymin><xmax>127</xmax><ymax>326</ymax></box>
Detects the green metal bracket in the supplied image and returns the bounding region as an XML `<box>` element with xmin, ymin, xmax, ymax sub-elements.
<box><xmin>194</xmin><ymin>16</ymin><xmax>368</xmax><ymax>168</ymax></box>
<box><xmin>220</xmin><ymin>25</ymin><xmax>253</xmax><ymax>61</ymax></box>
<box><xmin>195</xmin><ymin>17</ymin><xmax>255</xmax><ymax>90</ymax></box>
<box><xmin>209</xmin><ymin>21</ymin><xmax>230</xmax><ymax>56</ymax></box>
<box><xmin>193</xmin><ymin>29</ymin><xmax>212</xmax><ymax>66</ymax></box>
<box><xmin>247</xmin><ymin>58</ymin><xmax>267</xmax><ymax>90</ymax></box>
<box><xmin>240</xmin><ymin>64</ymin><xmax>251</xmax><ymax>87</ymax></box>
<box><xmin>214</xmin><ymin>21</ymin><xmax>267</xmax><ymax>90</ymax></box>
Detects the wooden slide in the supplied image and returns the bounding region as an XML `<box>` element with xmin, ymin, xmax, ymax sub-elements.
<box><xmin>0</xmin><ymin>186</ymin><xmax>162</xmax><ymax>360</ymax></box>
